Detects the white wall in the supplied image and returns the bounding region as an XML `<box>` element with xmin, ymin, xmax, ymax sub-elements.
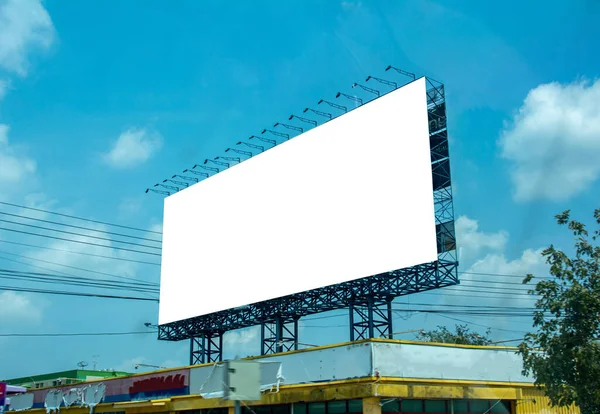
<box><xmin>372</xmin><ymin>342</ymin><xmax>530</xmax><ymax>383</ymax></box>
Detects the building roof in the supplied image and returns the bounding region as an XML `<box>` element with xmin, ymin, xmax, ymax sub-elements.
<box><xmin>4</xmin><ymin>369</ymin><xmax>131</xmax><ymax>385</ymax></box>
<box><xmin>3</xmin><ymin>339</ymin><xmax>577</xmax><ymax>414</ymax></box>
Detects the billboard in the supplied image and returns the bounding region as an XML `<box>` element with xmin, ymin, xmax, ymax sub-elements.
<box><xmin>159</xmin><ymin>78</ymin><xmax>437</xmax><ymax>325</ymax></box>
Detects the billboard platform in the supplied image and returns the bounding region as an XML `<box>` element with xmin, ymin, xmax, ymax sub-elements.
<box><xmin>153</xmin><ymin>72</ymin><xmax>457</xmax><ymax>364</ymax></box>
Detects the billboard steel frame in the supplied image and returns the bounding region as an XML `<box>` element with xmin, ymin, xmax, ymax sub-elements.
<box><xmin>158</xmin><ymin>76</ymin><xmax>458</xmax><ymax>365</ymax></box>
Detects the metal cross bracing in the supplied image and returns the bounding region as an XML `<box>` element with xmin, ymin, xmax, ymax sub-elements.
<box><xmin>349</xmin><ymin>298</ymin><xmax>394</xmax><ymax>341</ymax></box>
<box><xmin>261</xmin><ymin>317</ymin><xmax>299</xmax><ymax>355</ymax></box>
<box><xmin>157</xmin><ymin>75</ymin><xmax>458</xmax><ymax>364</ymax></box>
<box><xmin>189</xmin><ymin>332</ymin><xmax>223</xmax><ymax>365</ymax></box>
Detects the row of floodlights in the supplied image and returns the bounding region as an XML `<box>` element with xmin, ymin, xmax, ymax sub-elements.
<box><xmin>146</xmin><ymin>66</ymin><xmax>416</xmax><ymax>196</ymax></box>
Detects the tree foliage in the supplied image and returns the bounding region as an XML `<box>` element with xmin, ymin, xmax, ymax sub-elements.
<box><xmin>518</xmin><ymin>209</ymin><xmax>600</xmax><ymax>414</ymax></box>
<box><xmin>417</xmin><ymin>324</ymin><xmax>492</xmax><ymax>346</ymax></box>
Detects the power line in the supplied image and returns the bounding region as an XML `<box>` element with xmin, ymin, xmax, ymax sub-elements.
<box><xmin>0</xmin><ymin>227</ymin><xmax>161</xmax><ymax>257</ymax></box>
<box><xmin>0</xmin><ymin>211</ymin><xmax>161</xmax><ymax>243</ymax></box>
<box><xmin>419</xmin><ymin>290</ymin><xmax>537</xmax><ymax>301</ymax></box>
<box><xmin>0</xmin><ymin>269</ymin><xmax>159</xmax><ymax>294</ymax></box>
<box><xmin>0</xmin><ymin>201</ymin><xmax>162</xmax><ymax>235</ymax></box>
<box><xmin>0</xmin><ymin>285</ymin><xmax>158</xmax><ymax>301</ymax></box>
<box><xmin>0</xmin><ymin>267</ymin><xmax>157</xmax><ymax>288</ymax></box>
<box><xmin>434</xmin><ymin>313</ymin><xmax>530</xmax><ymax>334</ymax></box>
<box><xmin>444</xmin><ymin>286</ymin><xmax>536</xmax><ymax>297</ymax></box>
<box><xmin>0</xmin><ymin>331</ymin><xmax>155</xmax><ymax>338</ymax></box>
<box><xmin>454</xmin><ymin>282</ymin><xmax>533</xmax><ymax>292</ymax></box>
<box><xmin>303</xmin><ymin>302</ymin><xmax>539</xmax><ymax>321</ymax></box>
<box><xmin>0</xmin><ymin>249</ymin><xmax>159</xmax><ymax>287</ymax></box>
<box><xmin>0</xmin><ymin>239</ymin><xmax>161</xmax><ymax>266</ymax></box>
<box><xmin>460</xmin><ymin>278</ymin><xmax>535</xmax><ymax>287</ymax></box>
<box><xmin>460</xmin><ymin>271</ymin><xmax>551</xmax><ymax>280</ymax></box>
<box><xmin>0</xmin><ymin>218</ymin><xmax>161</xmax><ymax>250</ymax></box>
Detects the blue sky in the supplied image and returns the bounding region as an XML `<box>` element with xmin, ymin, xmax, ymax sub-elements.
<box><xmin>1</xmin><ymin>0</ymin><xmax>599</xmax><ymax>378</ymax></box>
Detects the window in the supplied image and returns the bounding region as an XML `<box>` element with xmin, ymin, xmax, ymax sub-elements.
<box><xmin>381</xmin><ymin>400</ymin><xmax>400</xmax><ymax>413</ymax></box>
<box><xmin>469</xmin><ymin>401</ymin><xmax>489</xmax><ymax>412</ymax></box>
<box><xmin>328</xmin><ymin>401</ymin><xmax>347</xmax><ymax>414</ymax></box>
<box><xmin>293</xmin><ymin>403</ymin><xmax>307</xmax><ymax>414</ymax></box>
<box><xmin>272</xmin><ymin>405</ymin><xmax>290</xmax><ymax>414</ymax></box>
<box><xmin>293</xmin><ymin>400</ymin><xmax>362</xmax><ymax>414</ymax></box>
<box><xmin>452</xmin><ymin>400</ymin><xmax>469</xmax><ymax>414</ymax></box>
<box><xmin>308</xmin><ymin>402</ymin><xmax>326</xmax><ymax>414</ymax></box>
<box><xmin>490</xmin><ymin>401</ymin><xmax>511</xmax><ymax>414</ymax></box>
<box><xmin>187</xmin><ymin>409</ymin><xmax>229</xmax><ymax>414</ymax></box>
<box><xmin>424</xmin><ymin>400</ymin><xmax>446</xmax><ymax>413</ymax></box>
<box><xmin>347</xmin><ymin>400</ymin><xmax>362</xmax><ymax>413</ymax></box>
<box><xmin>380</xmin><ymin>399</ymin><xmax>512</xmax><ymax>414</ymax></box>
<box><xmin>401</xmin><ymin>400</ymin><xmax>424</xmax><ymax>413</ymax></box>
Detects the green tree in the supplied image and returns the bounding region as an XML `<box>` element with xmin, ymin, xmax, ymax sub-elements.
<box><xmin>417</xmin><ymin>324</ymin><xmax>492</xmax><ymax>346</ymax></box>
<box><xmin>518</xmin><ymin>209</ymin><xmax>600</xmax><ymax>414</ymax></box>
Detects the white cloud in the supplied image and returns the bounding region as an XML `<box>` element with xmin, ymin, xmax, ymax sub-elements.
<box><xmin>118</xmin><ymin>197</ymin><xmax>143</xmax><ymax>217</ymax></box>
<box><xmin>0</xmin><ymin>0</ymin><xmax>54</xmax><ymax>76</ymax></box>
<box><xmin>455</xmin><ymin>215</ymin><xmax>508</xmax><ymax>266</ymax></box>
<box><xmin>116</xmin><ymin>356</ymin><xmax>146</xmax><ymax>373</ymax></box>
<box><xmin>453</xmin><ymin>247</ymin><xmax>548</xmax><ymax>317</ymax></box>
<box><xmin>148</xmin><ymin>223</ymin><xmax>163</xmax><ymax>234</ymax></box>
<box><xmin>0</xmin><ymin>291</ymin><xmax>46</xmax><ymax>324</ymax></box>
<box><xmin>467</xmin><ymin>248</ymin><xmax>545</xmax><ymax>277</ymax></box>
<box><xmin>116</xmin><ymin>353</ymin><xmax>185</xmax><ymax>373</ymax></box>
<box><xmin>341</xmin><ymin>1</ymin><xmax>362</xmax><ymax>12</ymax></box>
<box><xmin>103</xmin><ymin>128</ymin><xmax>163</xmax><ymax>169</ymax></box>
<box><xmin>499</xmin><ymin>79</ymin><xmax>600</xmax><ymax>202</ymax></box>
<box><xmin>441</xmin><ymin>215</ymin><xmax>549</xmax><ymax>332</ymax></box>
<box><xmin>223</xmin><ymin>326</ymin><xmax>260</xmax><ymax>359</ymax></box>
<box><xmin>16</xmin><ymin>217</ymin><xmax>162</xmax><ymax>294</ymax></box>
<box><xmin>0</xmin><ymin>124</ymin><xmax>37</xmax><ymax>185</ymax></box>
<box><xmin>26</xmin><ymin>224</ymin><xmax>142</xmax><ymax>282</ymax></box>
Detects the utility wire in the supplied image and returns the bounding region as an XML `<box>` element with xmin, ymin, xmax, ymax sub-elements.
<box><xmin>0</xmin><ymin>285</ymin><xmax>158</xmax><ymax>301</ymax></box>
<box><xmin>0</xmin><ymin>331</ymin><xmax>155</xmax><ymax>338</ymax></box>
<box><xmin>460</xmin><ymin>278</ymin><xmax>536</xmax><ymax>287</ymax></box>
<box><xmin>0</xmin><ymin>268</ymin><xmax>158</xmax><ymax>288</ymax></box>
<box><xmin>0</xmin><ymin>201</ymin><xmax>162</xmax><ymax>235</ymax></box>
<box><xmin>435</xmin><ymin>313</ymin><xmax>530</xmax><ymax>334</ymax></box>
<box><xmin>460</xmin><ymin>271</ymin><xmax>551</xmax><ymax>280</ymax></box>
<box><xmin>0</xmin><ymin>250</ymin><xmax>159</xmax><ymax>287</ymax></box>
<box><xmin>0</xmin><ymin>218</ymin><xmax>161</xmax><ymax>250</ymax></box>
<box><xmin>451</xmin><ymin>284</ymin><xmax>534</xmax><ymax>293</ymax></box>
<box><xmin>444</xmin><ymin>287</ymin><xmax>536</xmax><ymax>297</ymax></box>
<box><xmin>0</xmin><ymin>270</ymin><xmax>159</xmax><ymax>294</ymax></box>
<box><xmin>418</xmin><ymin>290</ymin><xmax>537</xmax><ymax>301</ymax></box>
<box><xmin>0</xmin><ymin>239</ymin><xmax>161</xmax><ymax>266</ymax></box>
<box><xmin>0</xmin><ymin>211</ymin><xmax>161</xmax><ymax>243</ymax></box>
<box><xmin>0</xmin><ymin>227</ymin><xmax>161</xmax><ymax>257</ymax></box>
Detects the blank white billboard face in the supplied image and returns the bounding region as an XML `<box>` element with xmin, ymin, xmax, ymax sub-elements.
<box><xmin>159</xmin><ymin>78</ymin><xmax>437</xmax><ymax>325</ymax></box>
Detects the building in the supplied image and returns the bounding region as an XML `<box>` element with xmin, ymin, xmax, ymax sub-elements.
<box><xmin>4</xmin><ymin>339</ymin><xmax>579</xmax><ymax>414</ymax></box>
<box><xmin>4</xmin><ymin>369</ymin><xmax>130</xmax><ymax>389</ymax></box>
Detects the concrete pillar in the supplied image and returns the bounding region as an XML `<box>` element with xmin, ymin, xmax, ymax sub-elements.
<box><xmin>363</xmin><ymin>397</ymin><xmax>381</xmax><ymax>414</ymax></box>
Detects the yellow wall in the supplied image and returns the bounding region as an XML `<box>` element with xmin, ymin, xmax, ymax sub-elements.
<box><xmin>517</xmin><ymin>388</ymin><xmax>579</xmax><ymax>414</ymax></box>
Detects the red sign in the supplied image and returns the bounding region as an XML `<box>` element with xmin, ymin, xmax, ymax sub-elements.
<box><xmin>0</xmin><ymin>381</ymin><xmax>6</xmax><ymax>412</ymax></box>
<box><xmin>129</xmin><ymin>374</ymin><xmax>185</xmax><ymax>394</ymax></box>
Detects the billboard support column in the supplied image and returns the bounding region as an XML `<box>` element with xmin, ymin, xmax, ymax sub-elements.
<box><xmin>260</xmin><ymin>317</ymin><xmax>299</xmax><ymax>355</ymax></box>
<box><xmin>349</xmin><ymin>298</ymin><xmax>393</xmax><ymax>341</ymax></box>
<box><xmin>190</xmin><ymin>332</ymin><xmax>223</xmax><ymax>365</ymax></box>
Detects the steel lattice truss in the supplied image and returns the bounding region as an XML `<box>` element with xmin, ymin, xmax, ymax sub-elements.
<box><xmin>189</xmin><ymin>333</ymin><xmax>223</xmax><ymax>365</ymax></box>
<box><xmin>261</xmin><ymin>319</ymin><xmax>299</xmax><ymax>355</ymax></box>
<box><xmin>160</xmin><ymin>76</ymin><xmax>458</xmax><ymax>364</ymax></box>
